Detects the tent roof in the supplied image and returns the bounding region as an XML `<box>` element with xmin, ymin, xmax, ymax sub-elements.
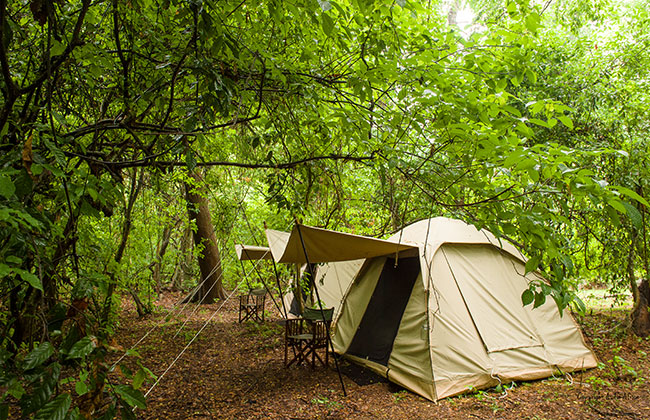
<box><xmin>235</xmin><ymin>244</ymin><xmax>273</xmax><ymax>261</ymax></box>
<box><xmin>265</xmin><ymin>224</ymin><xmax>417</xmax><ymax>264</ymax></box>
<box><xmin>387</xmin><ymin>217</ymin><xmax>526</xmax><ymax>263</ymax></box>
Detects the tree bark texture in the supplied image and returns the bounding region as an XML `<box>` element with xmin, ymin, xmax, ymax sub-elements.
<box><xmin>153</xmin><ymin>220</ymin><xmax>177</xmax><ymax>292</ymax></box>
<box><xmin>185</xmin><ymin>171</ymin><xmax>225</xmax><ymax>303</ymax></box>
<box><xmin>171</xmin><ymin>222</ymin><xmax>193</xmax><ymax>291</ymax></box>
<box><xmin>631</xmin><ymin>279</ymin><xmax>650</xmax><ymax>336</ymax></box>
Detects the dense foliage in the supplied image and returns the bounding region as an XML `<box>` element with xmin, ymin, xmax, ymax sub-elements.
<box><xmin>1</xmin><ymin>0</ymin><xmax>649</xmax><ymax>417</ymax></box>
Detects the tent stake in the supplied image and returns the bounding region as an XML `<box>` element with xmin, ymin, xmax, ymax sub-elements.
<box><xmin>295</xmin><ymin>223</ymin><xmax>347</xmax><ymax>397</ymax></box>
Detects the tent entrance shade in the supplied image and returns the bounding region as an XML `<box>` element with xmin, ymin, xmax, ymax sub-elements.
<box><xmin>265</xmin><ymin>224</ymin><xmax>418</xmax><ymax>264</ymax></box>
<box><xmin>235</xmin><ymin>244</ymin><xmax>273</xmax><ymax>261</ymax></box>
<box><xmin>346</xmin><ymin>256</ymin><xmax>421</xmax><ymax>366</ymax></box>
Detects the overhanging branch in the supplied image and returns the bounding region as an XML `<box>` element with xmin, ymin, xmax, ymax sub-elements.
<box><xmin>66</xmin><ymin>151</ymin><xmax>379</xmax><ymax>170</ymax></box>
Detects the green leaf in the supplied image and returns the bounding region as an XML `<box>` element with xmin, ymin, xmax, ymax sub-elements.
<box><xmin>0</xmin><ymin>175</ymin><xmax>16</xmax><ymax>199</ymax></box>
<box><xmin>120</xmin><ymin>406</ymin><xmax>137</xmax><ymax>420</ymax></box>
<box><xmin>557</xmin><ymin>115</ymin><xmax>573</xmax><ymax>129</ymax></box>
<box><xmin>114</xmin><ymin>385</ymin><xmax>146</xmax><ymax>409</ymax></box>
<box><xmin>80</xmin><ymin>200</ymin><xmax>101</xmax><ymax>218</ymax></box>
<box><xmin>0</xmin><ymin>348</ymin><xmax>11</xmax><ymax>364</ymax></box>
<box><xmin>622</xmin><ymin>201</ymin><xmax>642</xmax><ymax>229</ymax></box>
<box><xmin>33</xmin><ymin>393</ymin><xmax>70</xmax><ymax>420</ymax></box>
<box><xmin>6</xmin><ymin>378</ymin><xmax>25</xmax><ymax>399</ymax></box>
<box><xmin>185</xmin><ymin>150</ymin><xmax>197</xmax><ymax>171</ymax></box>
<box><xmin>25</xmin><ymin>363</ymin><xmax>61</xmax><ymax>415</ymax></box>
<box><xmin>16</xmin><ymin>269</ymin><xmax>43</xmax><ymax>291</ymax></box>
<box><xmin>6</xmin><ymin>255</ymin><xmax>21</xmax><ymax>264</ymax></box>
<box><xmin>132</xmin><ymin>368</ymin><xmax>146</xmax><ymax>390</ymax></box>
<box><xmin>66</xmin><ymin>336</ymin><xmax>96</xmax><ymax>359</ymax></box>
<box><xmin>524</xmin><ymin>255</ymin><xmax>540</xmax><ymax>273</ymax></box>
<box><xmin>321</xmin><ymin>13</ymin><xmax>334</xmax><ymax>36</ymax></box>
<box><xmin>23</xmin><ymin>342</ymin><xmax>54</xmax><ymax>370</ymax></box>
<box><xmin>521</xmin><ymin>289</ymin><xmax>534</xmax><ymax>306</ymax></box>
<box><xmin>528</xmin><ymin>118</ymin><xmax>548</xmax><ymax>128</ymax></box>
<box><xmin>43</xmin><ymin>139</ymin><xmax>66</xmax><ymax>166</ymax></box>
<box><xmin>75</xmin><ymin>380</ymin><xmax>88</xmax><ymax>396</ymax></box>
<box><xmin>533</xmin><ymin>292</ymin><xmax>546</xmax><ymax>309</ymax></box>
<box><xmin>605</xmin><ymin>205</ymin><xmax>621</xmax><ymax>226</ymax></box>
<box><xmin>614</xmin><ymin>186</ymin><xmax>650</xmax><ymax>207</ymax></box>
<box><xmin>607</xmin><ymin>199</ymin><xmax>626</xmax><ymax>214</ymax></box>
<box><xmin>0</xmin><ymin>404</ymin><xmax>8</xmax><ymax>420</ymax></box>
<box><xmin>0</xmin><ymin>264</ymin><xmax>13</xmax><ymax>279</ymax></box>
<box><xmin>572</xmin><ymin>296</ymin><xmax>586</xmax><ymax>315</ymax></box>
<box><xmin>50</xmin><ymin>40</ymin><xmax>66</xmax><ymax>57</ymax></box>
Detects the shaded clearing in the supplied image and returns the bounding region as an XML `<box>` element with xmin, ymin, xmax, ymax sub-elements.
<box><xmin>114</xmin><ymin>292</ymin><xmax>650</xmax><ymax>420</ymax></box>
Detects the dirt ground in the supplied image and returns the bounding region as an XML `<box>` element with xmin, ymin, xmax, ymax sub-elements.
<box><xmin>113</xmin><ymin>292</ymin><xmax>650</xmax><ymax>420</ymax></box>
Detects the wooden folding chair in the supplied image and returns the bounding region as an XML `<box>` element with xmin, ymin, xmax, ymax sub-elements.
<box><xmin>284</xmin><ymin>318</ymin><xmax>313</xmax><ymax>367</ymax></box>
<box><xmin>307</xmin><ymin>320</ymin><xmax>330</xmax><ymax>368</ymax></box>
<box><xmin>238</xmin><ymin>288</ymin><xmax>266</xmax><ymax>323</ymax></box>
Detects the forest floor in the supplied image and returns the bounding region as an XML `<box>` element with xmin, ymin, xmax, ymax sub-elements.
<box><xmin>114</xmin><ymin>291</ymin><xmax>650</xmax><ymax>420</ymax></box>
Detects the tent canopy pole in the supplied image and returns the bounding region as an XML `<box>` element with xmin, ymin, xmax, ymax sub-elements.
<box><xmin>295</xmin><ymin>222</ymin><xmax>347</xmax><ymax>397</ymax></box>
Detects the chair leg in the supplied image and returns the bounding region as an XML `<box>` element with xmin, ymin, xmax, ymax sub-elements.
<box><xmin>284</xmin><ymin>340</ymin><xmax>288</xmax><ymax>366</ymax></box>
<box><xmin>324</xmin><ymin>343</ymin><xmax>328</xmax><ymax>368</ymax></box>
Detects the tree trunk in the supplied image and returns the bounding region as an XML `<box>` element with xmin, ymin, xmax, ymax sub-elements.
<box><xmin>152</xmin><ymin>220</ymin><xmax>177</xmax><ymax>292</ymax></box>
<box><xmin>630</xmin><ymin>185</ymin><xmax>650</xmax><ymax>336</ymax></box>
<box><xmin>171</xmin><ymin>222</ymin><xmax>193</xmax><ymax>291</ymax></box>
<box><xmin>631</xmin><ymin>279</ymin><xmax>650</xmax><ymax>336</ymax></box>
<box><xmin>185</xmin><ymin>171</ymin><xmax>225</xmax><ymax>303</ymax></box>
<box><xmin>102</xmin><ymin>168</ymin><xmax>143</xmax><ymax>324</ymax></box>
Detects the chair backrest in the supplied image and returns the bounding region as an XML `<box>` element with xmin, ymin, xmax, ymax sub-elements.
<box><xmin>311</xmin><ymin>320</ymin><xmax>328</xmax><ymax>341</ymax></box>
<box><xmin>285</xmin><ymin>318</ymin><xmax>303</xmax><ymax>337</ymax></box>
<box><xmin>303</xmin><ymin>307</ymin><xmax>334</xmax><ymax>322</ymax></box>
<box><xmin>254</xmin><ymin>293</ymin><xmax>266</xmax><ymax>307</ymax></box>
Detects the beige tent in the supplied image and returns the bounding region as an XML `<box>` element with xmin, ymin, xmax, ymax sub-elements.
<box><xmin>266</xmin><ymin>218</ymin><xmax>597</xmax><ymax>400</ymax></box>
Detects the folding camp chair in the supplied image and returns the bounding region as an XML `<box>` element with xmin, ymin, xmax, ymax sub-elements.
<box><xmin>284</xmin><ymin>314</ymin><xmax>332</xmax><ymax>368</ymax></box>
<box><xmin>306</xmin><ymin>320</ymin><xmax>329</xmax><ymax>368</ymax></box>
<box><xmin>284</xmin><ymin>318</ymin><xmax>313</xmax><ymax>367</ymax></box>
<box><xmin>238</xmin><ymin>288</ymin><xmax>266</xmax><ymax>323</ymax></box>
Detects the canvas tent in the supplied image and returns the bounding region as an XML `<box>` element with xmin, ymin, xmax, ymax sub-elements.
<box><xmin>265</xmin><ymin>218</ymin><xmax>597</xmax><ymax>401</ymax></box>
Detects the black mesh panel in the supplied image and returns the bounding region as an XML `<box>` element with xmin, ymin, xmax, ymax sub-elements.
<box><xmin>346</xmin><ymin>256</ymin><xmax>420</xmax><ymax>366</ymax></box>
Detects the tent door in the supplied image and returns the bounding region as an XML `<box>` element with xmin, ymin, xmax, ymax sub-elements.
<box><xmin>346</xmin><ymin>256</ymin><xmax>420</xmax><ymax>366</ymax></box>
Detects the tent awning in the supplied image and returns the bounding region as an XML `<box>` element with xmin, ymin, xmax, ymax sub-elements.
<box><xmin>235</xmin><ymin>244</ymin><xmax>274</xmax><ymax>261</ymax></box>
<box><xmin>265</xmin><ymin>224</ymin><xmax>417</xmax><ymax>264</ymax></box>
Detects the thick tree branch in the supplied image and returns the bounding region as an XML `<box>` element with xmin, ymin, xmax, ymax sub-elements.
<box><xmin>67</xmin><ymin>151</ymin><xmax>378</xmax><ymax>170</ymax></box>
